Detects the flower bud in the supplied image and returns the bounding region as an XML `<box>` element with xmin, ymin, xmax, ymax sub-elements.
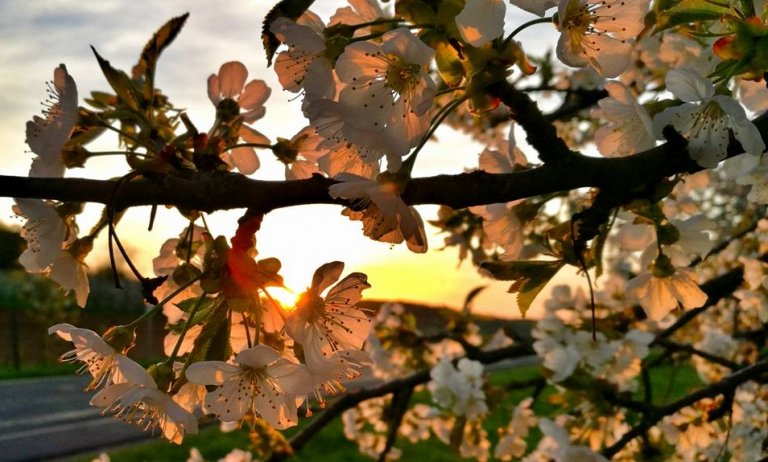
<box><xmin>102</xmin><ymin>325</ymin><xmax>136</xmax><ymax>353</ymax></box>
<box><xmin>652</xmin><ymin>253</ymin><xmax>675</xmax><ymax>278</ymax></box>
<box><xmin>215</xmin><ymin>98</ymin><xmax>241</xmax><ymax>123</ymax></box>
<box><xmin>61</xmin><ymin>144</ymin><xmax>91</xmax><ymax>168</ymax></box>
<box><xmin>147</xmin><ymin>362</ymin><xmax>175</xmax><ymax>392</ymax></box>
<box><xmin>657</xmin><ymin>223</ymin><xmax>681</xmax><ymax>246</ymax></box>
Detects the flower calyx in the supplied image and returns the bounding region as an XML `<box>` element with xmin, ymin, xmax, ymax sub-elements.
<box><xmin>102</xmin><ymin>324</ymin><xmax>137</xmax><ymax>353</ymax></box>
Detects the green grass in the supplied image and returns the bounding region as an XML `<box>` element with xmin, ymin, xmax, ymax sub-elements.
<box><xmin>0</xmin><ymin>363</ymin><xmax>79</xmax><ymax>380</ymax></box>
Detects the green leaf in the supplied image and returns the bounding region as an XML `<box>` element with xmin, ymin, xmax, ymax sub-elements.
<box><xmin>434</xmin><ymin>41</ymin><xmax>465</xmax><ymax>87</ymax></box>
<box><xmin>132</xmin><ymin>13</ymin><xmax>189</xmax><ymax>99</ymax></box>
<box><xmin>656</xmin><ymin>0</ymin><xmax>730</xmax><ymax>30</ymax></box>
<box><xmin>262</xmin><ymin>0</ymin><xmax>315</xmax><ymax>66</ymax></box>
<box><xmin>91</xmin><ymin>46</ymin><xmax>142</xmax><ymax>111</ymax></box>
<box><xmin>184</xmin><ymin>297</ymin><xmax>231</xmax><ymax>362</ymax></box>
<box><xmin>481</xmin><ymin>260</ymin><xmax>564</xmax><ymax>317</ymax></box>
<box><xmin>395</xmin><ymin>0</ymin><xmax>436</xmax><ymax>24</ymax></box>
<box><xmin>168</xmin><ymin>298</ymin><xmax>217</xmax><ymax>334</ymax></box>
<box><xmin>176</xmin><ymin>295</ymin><xmax>215</xmax><ymax>314</ymax></box>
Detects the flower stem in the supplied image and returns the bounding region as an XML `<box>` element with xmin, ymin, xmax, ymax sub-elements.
<box><xmin>505</xmin><ymin>17</ymin><xmax>553</xmax><ymax>43</ymax></box>
<box><xmin>224</xmin><ymin>142</ymin><xmax>273</xmax><ymax>151</ymax></box>
<box><xmin>126</xmin><ymin>273</ymin><xmax>203</xmax><ymax>329</ymax></box>
<box><xmin>87</xmin><ymin>151</ymin><xmax>144</xmax><ymax>157</ymax></box>
<box><xmin>349</xmin><ymin>18</ymin><xmax>403</xmax><ymax>29</ymax></box>
<box><xmin>166</xmin><ymin>293</ymin><xmax>207</xmax><ymax>365</ymax></box>
<box><xmin>100</xmin><ymin>122</ymin><xmax>156</xmax><ymax>153</ymax></box>
<box><xmin>403</xmin><ymin>95</ymin><xmax>469</xmax><ymax>174</ymax></box>
<box><xmin>435</xmin><ymin>86</ymin><xmax>466</xmax><ymax>97</ymax></box>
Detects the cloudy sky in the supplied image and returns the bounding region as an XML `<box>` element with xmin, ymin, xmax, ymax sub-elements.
<box><xmin>0</xmin><ymin>1</ymin><xmax>568</xmax><ymax>318</ymax></box>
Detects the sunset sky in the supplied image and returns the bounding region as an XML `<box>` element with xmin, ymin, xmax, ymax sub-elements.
<box><xmin>0</xmin><ymin>1</ymin><xmax>578</xmax><ymax>318</ymax></box>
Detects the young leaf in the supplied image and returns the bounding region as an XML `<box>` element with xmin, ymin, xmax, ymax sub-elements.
<box><xmin>91</xmin><ymin>46</ymin><xmax>142</xmax><ymax>111</ymax></box>
<box><xmin>395</xmin><ymin>0</ymin><xmax>437</xmax><ymax>25</ymax></box>
<box><xmin>481</xmin><ymin>260</ymin><xmax>564</xmax><ymax>317</ymax></box>
<box><xmin>262</xmin><ymin>0</ymin><xmax>315</xmax><ymax>66</ymax></box>
<box><xmin>132</xmin><ymin>13</ymin><xmax>189</xmax><ymax>99</ymax></box>
<box><xmin>184</xmin><ymin>297</ymin><xmax>232</xmax><ymax>362</ymax></box>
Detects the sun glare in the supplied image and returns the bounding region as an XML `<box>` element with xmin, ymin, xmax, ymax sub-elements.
<box><xmin>267</xmin><ymin>286</ymin><xmax>300</xmax><ymax>310</ymax></box>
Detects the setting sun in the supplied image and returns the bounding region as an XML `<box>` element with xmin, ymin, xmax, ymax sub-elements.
<box><xmin>266</xmin><ymin>285</ymin><xmax>300</xmax><ymax>311</ymax></box>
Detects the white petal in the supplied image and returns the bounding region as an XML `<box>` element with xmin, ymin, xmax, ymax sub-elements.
<box><xmin>665</xmin><ymin>68</ymin><xmax>713</xmax><ymax>102</ymax></box>
<box><xmin>456</xmin><ymin>0</ymin><xmax>506</xmax><ymax>47</ymax></box>
<box><xmin>235</xmin><ymin>345</ymin><xmax>282</xmax><ymax>369</ymax></box>
<box><xmin>311</xmin><ymin>261</ymin><xmax>345</xmax><ymax>295</ymax></box>
<box><xmin>186</xmin><ymin>361</ymin><xmax>240</xmax><ymax>385</ymax></box>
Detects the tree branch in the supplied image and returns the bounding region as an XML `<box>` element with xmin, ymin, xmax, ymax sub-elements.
<box><xmin>4</xmin><ymin>108</ymin><xmax>766</xmax><ymax>213</ymax></box>
<box><xmin>602</xmin><ymin>357</ymin><xmax>768</xmax><ymax>459</ymax></box>
<box><xmin>656</xmin><ymin>339</ymin><xmax>742</xmax><ymax>370</ymax></box>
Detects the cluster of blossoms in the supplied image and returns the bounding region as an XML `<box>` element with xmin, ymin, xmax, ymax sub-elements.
<box><xmin>49</xmin><ymin>245</ymin><xmax>375</xmax><ymax>441</ymax></box>
<box><xmin>428</xmin><ymin>358</ymin><xmax>488</xmax><ymax>419</ymax></box>
<box><xmin>532</xmin><ymin>286</ymin><xmax>655</xmax><ymax>389</ymax></box>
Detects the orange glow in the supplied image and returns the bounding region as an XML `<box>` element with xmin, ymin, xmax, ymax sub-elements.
<box><xmin>266</xmin><ymin>286</ymin><xmax>300</xmax><ymax>311</ymax></box>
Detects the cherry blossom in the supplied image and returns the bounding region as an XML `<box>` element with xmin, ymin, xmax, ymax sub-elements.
<box><xmin>738</xmin><ymin>77</ymin><xmax>768</xmax><ymax>113</ymax></box>
<box><xmin>49</xmin><ymin>323</ymin><xmax>131</xmax><ymax>390</ymax></box>
<box><xmin>91</xmin><ymin>356</ymin><xmax>198</xmax><ymax>443</ymax></box>
<box><xmin>152</xmin><ymin>226</ymin><xmax>205</xmax><ymax>324</ymax></box>
<box><xmin>304</xmin><ymin>100</ymin><xmax>392</xmax><ymax>172</ymax></box>
<box><xmin>495</xmin><ymin>398</ymin><xmax>537</xmax><ymax>460</ymax></box>
<box><xmin>625</xmin><ymin>262</ymin><xmax>708</xmax><ymax>321</ymax></box>
<box><xmin>530</xmin><ymin>418</ymin><xmax>610</xmax><ymax>462</ymax></box>
<box><xmin>471</xmin><ymin>203</ymin><xmax>524</xmax><ymax>260</ymax></box>
<box><xmin>27</xmin><ymin>64</ymin><xmax>78</xmax><ymax>178</ymax></box>
<box><xmin>428</xmin><ymin>358</ymin><xmax>488</xmax><ymax>419</ymax></box>
<box><xmin>333</xmin><ymin>28</ymin><xmax>436</xmax><ymax>161</ymax></box>
<box><xmin>729</xmin><ymin>154</ymin><xmax>768</xmax><ymax>204</ymax></box>
<box><xmin>555</xmin><ymin>0</ymin><xmax>650</xmax><ymax>77</ymax></box>
<box><xmin>329</xmin><ymin>0</ymin><xmax>385</xmax><ymax>37</ymax></box>
<box><xmin>286</xmin><ymin>261</ymin><xmax>372</xmax><ymax>369</ymax></box>
<box><xmin>593</xmin><ymin>81</ymin><xmax>655</xmax><ymax>156</ymax></box>
<box><xmin>13</xmin><ymin>198</ymin><xmax>89</xmax><ymax>306</ymax></box>
<box><xmin>186</xmin><ymin>345</ymin><xmax>312</xmax><ymax>429</ymax></box>
<box><xmin>270</xmin><ymin>13</ymin><xmax>334</xmax><ymax>100</ymax></box>
<box><xmin>329</xmin><ymin>173</ymin><xmax>428</xmax><ymax>253</ymax></box>
<box><xmin>653</xmin><ymin>68</ymin><xmax>765</xmax><ymax>167</ymax></box>
<box><xmin>208</xmin><ymin>61</ymin><xmax>271</xmax><ymax>174</ymax></box>
<box><xmin>306</xmin><ymin>349</ymin><xmax>373</xmax><ymax>404</ymax></box>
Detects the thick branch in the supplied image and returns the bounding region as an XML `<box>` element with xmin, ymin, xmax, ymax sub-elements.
<box><xmin>5</xmin><ymin>109</ymin><xmax>768</xmax><ymax>212</ymax></box>
<box><xmin>488</xmin><ymin>81</ymin><xmax>575</xmax><ymax>163</ymax></box>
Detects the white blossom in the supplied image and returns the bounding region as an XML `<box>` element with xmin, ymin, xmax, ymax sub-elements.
<box><xmin>653</xmin><ymin>68</ymin><xmax>765</xmax><ymax>167</ymax></box>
